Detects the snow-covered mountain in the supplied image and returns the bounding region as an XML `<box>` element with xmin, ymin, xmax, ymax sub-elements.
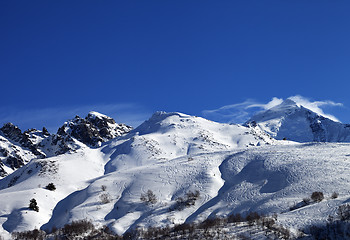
<box><xmin>0</xmin><ymin>112</ymin><xmax>132</xmax><ymax>178</ymax></box>
<box><xmin>1</xmin><ymin>109</ymin><xmax>350</xmax><ymax>239</ymax></box>
<box><xmin>0</xmin><ymin>111</ymin><xmax>277</xmax><ymax>237</ymax></box>
<box><xmin>245</xmin><ymin>99</ymin><xmax>350</xmax><ymax>142</ymax></box>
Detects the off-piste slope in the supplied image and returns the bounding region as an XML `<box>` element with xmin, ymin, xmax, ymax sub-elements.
<box><xmin>43</xmin><ymin>141</ymin><xmax>350</xmax><ymax>236</ymax></box>
<box><xmin>246</xmin><ymin>99</ymin><xmax>350</xmax><ymax>142</ymax></box>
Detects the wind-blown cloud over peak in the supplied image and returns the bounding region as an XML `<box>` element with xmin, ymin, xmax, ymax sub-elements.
<box><xmin>288</xmin><ymin>95</ymin><xmax>342</xmax><ymax>122</ymax></box>
<box><xmin>202</xmin><ymin>96</ymin><xmax>343</xmax><ymax>124</ymax></box>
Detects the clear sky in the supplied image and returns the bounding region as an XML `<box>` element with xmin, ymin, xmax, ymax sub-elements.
<box><xmin>2</xmin><ymin>1</ymin><xmax>350</xmax><ymax>132</ymax></box>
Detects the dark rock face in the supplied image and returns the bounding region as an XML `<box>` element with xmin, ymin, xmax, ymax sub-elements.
<box><xmin>49</xmin><ymin>134</ymin><xmax>73</xmax><ymax>155</ymax></box>
<box><xmin>57</xmin><ymin>116</ymin><xmax>103</xmax><ymax>146</ymax></box>
<box><xmin>0</xmin><ymin>123</ymin><xmax>23</xmax><ymax>142</ymax></box>
<box><xmin>0</xmin><ymin>125</ymin><xmax>45</xmax><ymax>158</ymax></box>
<box><xmin>307</xmin><ymin>113</ymin><xmax>327</xmax><ymax>142</ymax></box>
<box><xmin>58</xmin><ymin>112</ymin><xmax>132</xmax><ymax>147</ymax></box>
<box><xmin>0</xmin><ymin>125</ymin><xmax>40</xmax><ymax>176</ymax></box>
<box><xmin>6</xmin><ymin>156</ymin><xmax>24</xmax><ymax>170</ymax></box>
<box><xmin>0</xmin><ymin>142</ymin><xmax>27</xmax><ymax>175</ymax></box>
<box><xmin>42</xmin><ymin>127</ymin><xmax>50</xmax><ymax>136</ymax></box>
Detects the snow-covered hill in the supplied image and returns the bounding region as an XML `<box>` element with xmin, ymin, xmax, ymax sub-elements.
<box><xmin>245</xmin><ymin>99</ymin><xmax>350</xmax><ymax>142</ymax></box>
<box><xmin>1</xmin><ymin>110</ymin><xmax>350</xmax><ymax>239</ymax></box>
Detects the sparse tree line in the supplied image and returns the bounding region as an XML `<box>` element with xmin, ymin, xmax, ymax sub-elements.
<box><xmin>21</xmin><ymin>188</ymin><xmax>349</xmax><ymax>239</ymax></box>
<box><xmin>11</xmin><ymin>211</ymin><xmax>294</xmax><ymax>240</ymax></box>
<box><xmin>19</xmin><ymin>188</ymin><xmax>293</xmax><ymax>239</ymax></box>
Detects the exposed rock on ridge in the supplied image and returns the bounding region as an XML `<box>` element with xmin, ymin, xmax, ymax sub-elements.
<box><xmin>57</xmin><ymin>111</ymin><xmax>132</xmax><ymax>147</ymax></box>
<box><xmin>0</xmin><ymin>112</ymin><xmax>132</xmax><ymax>178</ymax></box>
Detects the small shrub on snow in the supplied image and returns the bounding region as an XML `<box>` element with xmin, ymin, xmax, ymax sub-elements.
<box><xmin>311</xmin><ymin>191</ymin><xmax>324</xmax><ymax>202</ymax></box>
<box><xmin>172</xmin><ymin>190</ymin><xmax>200</xmax><ymax>211</ymax></box>
<box><xmin>101</xmin><ymin>185</ymin><xmax>107</xmax><ymax>191</ymax></box>
<box><xmin>45</xmin><ymin>182</ymin><xmax>56</xmax><ymax>191</ymax></box>
<box><xmin>331</xmin><ymin>192</ymin><xmax>339</xmax><ymax>199</ymax></box>
<box><xmin>100</xmin><ymin>193</ymin><xmax>111</xmax><ymax>204</ymax></box>
<box><xmin>140</xmin><ymin>190</ymin><xmax>157</xmax><ymax>205</ymax></box>
<box><xmin>29</xmin><ymin>198</ymin><xmax>39</xmax><ymax>212</ymax></box>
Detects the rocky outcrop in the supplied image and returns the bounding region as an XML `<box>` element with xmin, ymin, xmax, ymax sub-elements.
<box><xmin>57</xmin><ymin>112</ymin><xmax>132</xmax><ymax>147</ymax></box>
<box><xmin>0</xmin><ymin>123</ymin><xmax>23</xmax><ymax>142</ymax></box>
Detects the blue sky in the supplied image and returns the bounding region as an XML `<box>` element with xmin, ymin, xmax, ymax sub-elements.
<box><xmin>2</xmin><ymin>1</ymin><xmax>350</xmax><ymax>132</ymax></box>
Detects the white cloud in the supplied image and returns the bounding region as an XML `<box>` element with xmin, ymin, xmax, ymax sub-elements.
<box><xmin>202</xmin><ymin>96</ymin><xmax>343</xmax><ymax>124</ymax></box>
<box><xmin>247</xmin><ymin>97</ymin><xmax>284</xmax><ymax>110</ymax></box>
<box><xmin>288</xmin><ymin>95</ymin><xmax>342</xmax><ymax>122</ymax></box>
<box><xmin>0</xmin><ymin>103</ymin><xmax>152</xmax><ymax>133</ymax></box>
<box><xmin>202</xmin><ymin>99</ymin><xmax>259</xmax><ymax>124</ymax></box>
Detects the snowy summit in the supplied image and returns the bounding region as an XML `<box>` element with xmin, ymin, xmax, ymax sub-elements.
<box><xmin>245</xmin><ymin>98</ymin><xmax>350</xmax><ymax>142</ymax></box>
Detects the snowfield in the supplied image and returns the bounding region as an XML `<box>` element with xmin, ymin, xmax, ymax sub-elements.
<box><xmin>1</xmin><ymin>111</ymin><xmax>350</xmax><ymax>238</ymax></box>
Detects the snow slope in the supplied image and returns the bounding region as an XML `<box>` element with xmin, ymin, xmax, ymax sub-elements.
<box><xmin>0</xmin><ymin>142</ymin><xmax>105</xmax><ymax>238</ymax></box>
<box><xmin>1</xmin><ymin>111</ymin><xmax>350</xmax><ymax>238</ymax></box>
<box><xmin>246</xmin><ymin>99</ymin><xmax>350</xmax><ymax>142</ymax></box>
<box><xmin>42</xmin><ymin>142</ymin><xmax>350</xmax><ymax>236</ymax></box>
<box><xmin>103</xmin><ymin>112</ymin><xmax>274</xmax><ymax>173</ymax></box>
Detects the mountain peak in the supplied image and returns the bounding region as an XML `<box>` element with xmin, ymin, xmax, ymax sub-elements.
<box><xmin>246</xmin><ymin>99</ymin><xmax>350</xmax><ymax>142</ymax></box>
<box><xmin>87</xmin><ymin>111</ymin><xmax>113</xmax><ymax>120</ymax></box>
<box><xmin>274</xmin><ymin>98</ymin><xmax>298</xmax><ymax>108</ymax></box>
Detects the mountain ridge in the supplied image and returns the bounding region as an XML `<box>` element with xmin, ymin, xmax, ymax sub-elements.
<box><xmin>0</xmin><ymin>112</ymin><xmax>132</xmax><ymax>178</ymax></box>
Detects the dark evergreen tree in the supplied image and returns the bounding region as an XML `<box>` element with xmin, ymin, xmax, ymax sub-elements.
<box><xmin>29</xmin><ymin>198</ymin><xmax>39</xmax><ymax>212</ymax></box>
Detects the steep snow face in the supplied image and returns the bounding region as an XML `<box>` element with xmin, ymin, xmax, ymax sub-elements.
<box><xmin>58</xmin><ymin>112</ymin><xmax>132</xmax><ymax>147</ymax></box>
<box><xmin>103</xmin><ymin>112</ymin><xmax>274</xmax><ymax>173</ymax></box>
<box><xmin>246</xmin><ymin>99</ymin><xmax>350</xmax><ymax>142</ymax></box>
